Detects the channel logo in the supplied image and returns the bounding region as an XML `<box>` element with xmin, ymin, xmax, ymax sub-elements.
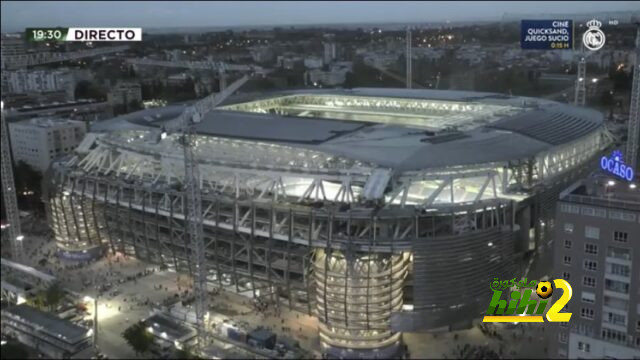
<box><xmin>483</xmin><ymin>277</ymin><xmax>573</xmax><ymax>323</ymax></box>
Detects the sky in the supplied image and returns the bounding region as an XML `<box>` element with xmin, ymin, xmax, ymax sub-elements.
<box><xmin>2</xmin><ymin>1</ymin><xmax>639</xmax><ymax>32</ymax></box>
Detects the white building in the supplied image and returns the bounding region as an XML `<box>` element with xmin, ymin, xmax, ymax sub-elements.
<box><xmin>323</xmin><ymin>42</ymin><xmax>337</xmax><ymax>65</ymax></box>
<box><xmin>276</xmin><ymin>54</ymin><xmax>304</xmax><ymax>70</ymax></box>
<box><xmin>8</xmin><ymin>117</ymin><xmax>86</xmax><ymax>172</ymax></box>
<box><xmin>304</xmin><ymin>56</ymin><xmax>323</xmax><ymax>69</ymax></box>
<box><xmin>2</xmin><ymin>69</ymin><xmax>74</xmax><ymax>96</ymax></box>
<box><xmin>306</xmin><ymin>66</ymin><xmax>350</xmax><ymax>87</ymax></box>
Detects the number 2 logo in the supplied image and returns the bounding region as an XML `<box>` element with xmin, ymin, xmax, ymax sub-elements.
<box><xmin>546</xmin><ymin>279</ymin><xmax>572</xmax><ymax>322</ymax></box>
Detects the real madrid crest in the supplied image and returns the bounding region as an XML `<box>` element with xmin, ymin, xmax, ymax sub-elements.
<box><xmin>582</xmin><ymin>19</ymin><xmax>605</xmax><ymax>51</ymax></box>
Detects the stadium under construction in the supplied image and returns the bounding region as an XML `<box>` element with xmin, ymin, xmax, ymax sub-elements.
<box><xmin>45</xmin><ymin>88</ymin><xmax>610</xmax><ymax>357</ymax></box>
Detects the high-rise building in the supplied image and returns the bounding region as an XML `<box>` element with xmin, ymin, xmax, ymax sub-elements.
<box><xmin>8</xmin><ymin>117</ymin><xmax>86</xmax><ymax>172</ymax></box>
<box><xmin>550</xmin><ymin>173</ymin><xmax>640</xmax><ymax>359</ymax></box>
<box><xmin>2</xmin><ymin>69</ymin><xmax>74</xmax><ymax>97</ymax></box>
<box><xmin>323</xmin><ymin>42</ymin><xmax>337</xmax><ymax>65</ymax></box>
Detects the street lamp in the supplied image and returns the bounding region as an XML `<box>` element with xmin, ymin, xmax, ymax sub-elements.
<box><xmin>84</xmin><ymin>295</ymin><xmax>98</xmax><ymax>348</ymax></box>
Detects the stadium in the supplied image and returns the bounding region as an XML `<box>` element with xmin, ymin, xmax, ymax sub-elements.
<box><xmin>45</xmin><ymin>88</ymin><xmax>609</xmax><ymax>357</ymax></box>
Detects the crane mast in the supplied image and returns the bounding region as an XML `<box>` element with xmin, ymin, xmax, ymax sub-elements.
<box><xmin>626</xmin><ymin>25</ymin><xmax>640</xmax><ymax>168</ymax></box>
<box><xmin>169</xmin><ymin>75</ymin><xmax>250</xmax><ymax>350</ymax></box>
<box><xmin>1</xmin><ymin>102</ymin><xmax>23</xmax><ymax>261</ymax></box>
<box><xmin>406</xmin><ymin>27</ymin><xmax>412</xmax><ymax>89</ymax></box>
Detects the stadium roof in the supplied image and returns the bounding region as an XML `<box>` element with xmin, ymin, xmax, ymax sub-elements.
<box><xmin>92</xmin><ymin>88</ymin><xmax>604</xmax><ymax>171</ymax></box>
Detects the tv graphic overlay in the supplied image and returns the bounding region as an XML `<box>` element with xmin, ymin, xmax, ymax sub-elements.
<box><xmin>26</xmin><ymin>27</ymin><xmax>142</xmax><ymax>42</ymax></box>
<box><xmin>483</xmin><ymin>277</ymin><xmax>573</xmax><ymax>323</ymax></box>
<box><xmin>582</xmin><ymin>19</ymin><xmax>606</xmax><ymax>51</ymax></box>
<box><xmin>520</xmin><ymin>20</ymin><xmax>573</xmax><ymax>50</ymax></box>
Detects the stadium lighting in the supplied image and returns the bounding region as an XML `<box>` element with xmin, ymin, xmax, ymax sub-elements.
<box><xmin>630</xmin><ymin>183</ymin><xmax>637</xmax><ymax>189</ymax></box>
<box><xmin>16</xmin><ymin>235</ymin><xmax>24</xmax><ymax>241</ymax></box>
<box><xmin>591</xmin><ymin>78</ymin><xmax>598</xmax><ymax>83</ymax></box>
<box><xmin>607</xmin><ymin>180</ymin><xmax>615</xmax><ymax>186</ymax></box>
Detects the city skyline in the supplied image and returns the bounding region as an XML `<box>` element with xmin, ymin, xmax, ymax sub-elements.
<box><xmin>2</xmin><ymin>1</ymin><xmax>640</xmax><ymax>33</ymax></box>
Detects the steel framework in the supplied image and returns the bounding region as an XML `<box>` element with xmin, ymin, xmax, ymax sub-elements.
<box><xmin>1</xmin><ymin>102</ymin><xmax>23</xmax><ymax>261</ymax></box>
<box><xmin>575</xmin><ymin>57</ymin><xmax>587</xmax><ymax>106</ymax></box>
<box><xmin>626</xmin><ymin>25</ymin><xmax>640</xmax><ymax>168</ymax></box>
<box><xmin>406</xmin><ymin>27</ymin><xmax>412</xmax><ymax>89</ymax></box>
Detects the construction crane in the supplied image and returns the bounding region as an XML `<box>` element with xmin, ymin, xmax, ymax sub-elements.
<box><xmin>125</xmin><ymin>58</ymin><xmax>267</xmax><ymax>92</ymax></box>
<box><xmin>626</xmin><ymin>24</ymin><xmax>640</xmax><ymax>169</ymax></box>
<box><xmin>406</xmin><ymin>27</ymin><xmax>412</xmax><ymax>89</ymax></box>
<box><xmin>159</xmin><ymin>74</ymin><xmax>250</xmax><ymax>351</ymax></box>
<box><xmin>0</xmin><ymin>101</ymin><xmax>24</xmax><ymax>261</ymax></box>
<box><xmin>2</xmin><ymin>45</ymin><xmax>129</xmax><ymax>70</ymax></box>
<box><xmin>574</xmin><ymin>56</ymin><xmax>587</xmax><ymax>106</ymax></box>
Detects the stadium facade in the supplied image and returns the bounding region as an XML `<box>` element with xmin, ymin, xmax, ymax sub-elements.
<box><xmin>45</xmin><ymin>88</ymin><xmax>610</xmax><ymax>357</ymax></box>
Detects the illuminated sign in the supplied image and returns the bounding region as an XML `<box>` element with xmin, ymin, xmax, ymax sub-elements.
<box><xmin>600</xmin><ymin>150</ymin><xmax>634</xmax><ymax>181</ymax></box>
<box><xmin>521</xmin><ymin>20</ymin><xmax>573</xmax><ymax>50</ymax></box>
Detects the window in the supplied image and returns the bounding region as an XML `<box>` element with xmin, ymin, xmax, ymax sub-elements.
<box><xmin>605</xmin><ymin>279</ymin><xmax>629</xmax><ymax>294</ymax></box>
<box><xmin>604</xmin><ymin>295</ymin><xmax>628</xmax><ymax>310</ymax></box>
<box><xmin>637</xmin><ymin>320</ymin><xmax>640</xmax><ymax>332</ymax></box>
<box><xmin>559</xmin><ymin>332</ymin><xmax>568</xmax><ymax>343</ymax></box>
<box><xmin>606</xmin><ymin>312</ymin><xmax>626</xmax><ymax>326</ymax></box>
<box><xmin>564</xmin><ymin>256</ymin><xmax>572</xmax><ymax>265</ymax></box>
<box><xmin>613</xmin><ymin>231</ymin><xmax>628</xmax><ymax>243</ymax></box>
<box><xmin>581</xmin><ymin>291</ymin><xmax>595</xmax><ymax>304</ymax></box>
<box><xmin>582</xmin><ymin>206</ymin><xmax>596</xmax><ymax>216</ymax></box>
<box><xmin>601</xmin><ymin>328</ymin><xmax>627</xmax><ymax>344</ymax></box>
<box><xmin>584</xmin><ymin>243</ymin><xmax>598</xmax><ymax>255</ymax></box>
<box><xmin>583</xmin><ymin>276</ymin><xmax>596</xmax><ymax>288</ymax></box>
<box><xmin>564</xmin><ymin>240</ymin><xmax>572</xmax><ymax>249</ymax></box>
<box><xmin>583</xmin><ymin>259</ymin><xmax>597</xmax><ymax>271</ymax></box>
<box><xmin>562</xmin><ymin>272</ymin><xmax>571</xmax><ymax>280</ymax></box>
<box><xmin>581</xmin><ymin>307</ymin><xmax>595</xmax><ymax>320</ymax></box>
<box><xmin>585</xmin><ymin>226</ymin><xmax>600</xmax><ymax>239</ymax></box>
<box><xmin>607</xmin><ymin>263</ymin><xmax>630</xmax><ymax>277</ymax></box>
<box><xmin>564</xmin><ymin>223</ymin><xmax>574</xmax><ymax>234</ymax></box>
<box><xmin>578</xmin><ymin>323</ymin><xmax>594</xmax><ymax>337</ymax></box>
<box><xmin>578</xmin><ymin>341</ymin><xmax>590</xmax><ymax>352</ymax></box>
<box><xmin>607</xmin><ymin>246</ymin><xmax>631</xmax><ymax>260</ymax></box>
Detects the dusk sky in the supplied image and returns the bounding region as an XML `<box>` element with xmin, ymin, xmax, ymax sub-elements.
<box><xmin>2</xmin><ymin>1</ymin><xmax>639</xmax><ymax>32</ymax></box>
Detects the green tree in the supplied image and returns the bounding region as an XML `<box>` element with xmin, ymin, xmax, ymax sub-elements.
<box><xmin>122</xmin><ymin>321</ymin><xmax>154</xmax><ymax>355</ymax></box>
<box><xmin>13</xmin><ymin>161</ymin><xmax>43</xmax><ymax>214</ymax></box>
<box><xmin>45</xmin><ymin>281</ymin><xmax>65</xmax><ymax>311</ymax></box>
<box><xmin>74</xmin><ymin>80</ymin><xmax>107</xmax><ymax>101</ymax></box>
<box><xmin>174</xmin><ymin>346</ymin><xmax>200</xmax><ymax>359</ymax></box>
<box><xmin>1</xmin><ymin>341</ymin><xmax>29</xmax><ymax>359</ymax></box>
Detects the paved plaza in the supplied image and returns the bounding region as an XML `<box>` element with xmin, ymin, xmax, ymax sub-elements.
<box><xmin>11</xmin><ymin>216</ymin><xmax>557</xmax><ymax>359</ymax></box>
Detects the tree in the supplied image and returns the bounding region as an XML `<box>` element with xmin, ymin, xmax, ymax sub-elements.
<box><xmin>74</xmin><ymin>80</ymin><xmax>107</xmax><ymax>101</ymax></box>
<box><xmin>1</xmin><ymin>341</ymin><xmax>29</xmax><ymax>359</ymax></box>
<box><xmin>174</xmin><ymin>346</ymin><xmax>200</xmax><ymax>359</ymax></box>
<box><xmin>13</xmin><ymin>161</ymin><xmax>43</xmax><ymax>214</ymax></box>
<box><xmin>122</xmin><ymin>321</ymin><xmax>154</xmax><ymax>355</ymax></box>
<box><xmin>45</xmin><ymin>281</ymin><xmax>65</xmax><ymax>311</ymax></box>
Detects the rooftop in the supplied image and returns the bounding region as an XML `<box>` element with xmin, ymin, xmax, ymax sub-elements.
<box><xmin>11</xmin><ymin>117</ymin><xmax>84</xmax><ymax>128</ymax></box>
<box><xmin>145</xmin><ymin>312</ymin><xmax>197</xmax><ymax>342</ymax></box>
<box><xmin>91</xmin><ymin>88</ymin><xmax>605</xmax><ymax>171</ymax></box>
<box><xmin>3</xmin><ymin>304</ymin><xmax>90</xmax><ymax>343</ymax></box>
<box><xmin>559</xmin><ymin>173</ymin><xmax>640</xmax><ymax>212</ymax></box>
